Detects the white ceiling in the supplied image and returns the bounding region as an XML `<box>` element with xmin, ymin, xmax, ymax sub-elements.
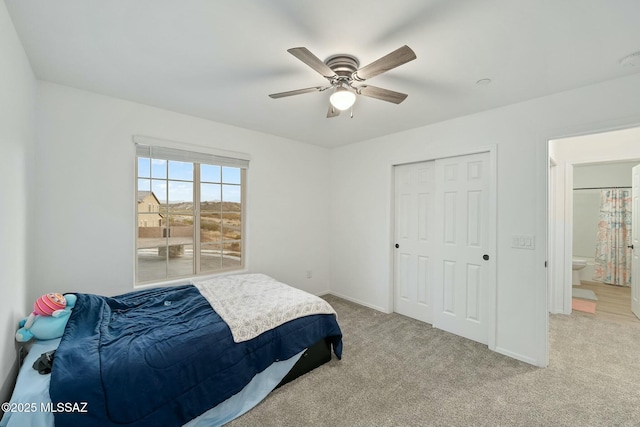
<box><xmin>6</xmin><ymin>0</ymin><xmax>640</xmax><ymax>147</ymax></box>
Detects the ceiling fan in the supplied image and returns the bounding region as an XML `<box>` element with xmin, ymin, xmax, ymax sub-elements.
<box><xmin>269</xmin><ymin>45</ymin><xmax>416</xmax><ymax>118</ymax></box>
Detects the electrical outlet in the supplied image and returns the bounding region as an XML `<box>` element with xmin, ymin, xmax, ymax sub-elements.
<box><xmin>306</xmin><ymin>270</ymin><xmax>312</xmax><ymax>279</ymax></box>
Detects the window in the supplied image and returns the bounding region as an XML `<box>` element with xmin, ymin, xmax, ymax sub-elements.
<box><xmin>135</xmin><ymin>142</ymin><xmax>248</xmax><ymax>284</ymax></box>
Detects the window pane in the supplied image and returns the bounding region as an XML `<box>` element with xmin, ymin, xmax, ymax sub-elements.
<box><xmin>222</xmin><ymin>184</ymin><xmax>241</xmax><ymax>203</ymax></box>
<box><xmin>222</xmin><ymin>224</ymin><xmax>241</xmax><ymax>241</ymax></box>
<box><xmin>137</xmin><ymin>222</ymin><xmax>168</xmax><ymax>283</ymax></box>
<box><xmin>222</xmin><ymin>241</ymin><xmax>242</xmax><ymax>269</ymax></box>
<box><xmin>137</xmin><ymin>215</ymin><xmax>165</xmax><ymax>239</ymax></box>
<box><xmin>137</xmin><ymin>248</ymin><xmax>167</xmax><ymax>282</ymax></box>
<box><xmin>201</xmin><ymin>164</ymin><xmax>221</xmax><ymax>183</ymax></box>
<box><xmin>138</xmin><ymin>179</ymin><xmax>151</xmax><ymax>193</ymax></box>
<box><xmin>151</xmin><ymin>179</ymin><xmax>167</xmax><ymax>207</ymax></box>
<box><xmin>222</xmin><ymin>211</ymin><xmax>241</xmax><ymax>227</ymax></box>
<box><xmin>201</xmin><ymin>183</ymin><xmax>221</xmax><ymax>205</ymax></box>
<box><xmin>138</xmin><ymin>157</ymin><xmax>151</xmax><ymax>178</ymax></box>
<box><xmin>168</xmin><ymin>181</ymin><xmax>193</xmax><ymax>206</ymax></box>
<box><xmin>151</xmin><ymin>159</ymin><xmax>167</xmax><ymax>179</ymax></box>
<box><xmin>168</xmin><ymin>160</ymin><xmax>193</xmax><ymax>181</ymax></box>
<box><xmin>222</xmin><ymin>167</ymin><xmax>241</xmax><ymax>184</ymax></box>
<box><xmin>200</xmin><ymin>243</ymin><xmax>222</xmax><ymax>272</ymax></box>
<box><xmin>168</xmin><ymin>214</ymin><xmax>193</xmax><ymax>230</ymax></box>
<box><xmin>200</xmin><ymin>213</ymin><xmax>221</xmax><ymax>243</ymax></box>
<box><xmin>137</xmin><ymin>183</ymin><xmax>153</xmax><ymax>215</ymax></box>
<box><xmin>165</xmin><ymin>220</ymin><xmax>193</xmax><ymax>278</ymax></box>
<box><xmin>167</xmin><ymin>244</ymin><xmax>194</xmax><ymax>277</ymax></box>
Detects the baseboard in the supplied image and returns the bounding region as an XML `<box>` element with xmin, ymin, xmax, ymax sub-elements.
<box><xmin>548</xmin><ymin>308</ymin><xmax>571</xmax><ymax>315</ymax></box>
<box><xmin>495</xmin><ymin>346</ymin><xmax>542</xmax><ymax>367</ymax></box>
<box><xmin>323</xmin><ymin>291</ymin><xmax>389</xmax><ymax>313</ymax></box>
<box><xmin>325</xmin><ymin>292</ymin><xmax>545</xmax><ymax>367</ymax></box>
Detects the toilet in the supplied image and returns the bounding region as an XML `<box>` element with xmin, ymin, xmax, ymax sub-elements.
<box><xmin>572</xmin><ymin>258</ymin><xmax>587</xmax><ymax>285</ymax></box>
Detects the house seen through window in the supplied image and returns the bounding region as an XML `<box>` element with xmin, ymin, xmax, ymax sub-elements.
<box><xmin>136</xmin><ymin>144</ymin><xmax>246</xmax><ymax>284</ymax></box>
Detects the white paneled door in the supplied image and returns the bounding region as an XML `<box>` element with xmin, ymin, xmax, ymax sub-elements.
<box><xmin>394</xmin><ymin>161</ymin><xmax>436</xmax><ymax>324</ymax></box>
<box><xmin>433</xmin><ymin>152</ymin><xmax>492</xmax><ymax>345</ymax></box>
<box><xmin>393</xmin><ymin>152</ymin><xmax>494</xmax><ymax>345</ymax></box>
<box><xmin>632</xmin><ymin>164</ymin><xmax>640</xmax><ymax>320</ymax></box>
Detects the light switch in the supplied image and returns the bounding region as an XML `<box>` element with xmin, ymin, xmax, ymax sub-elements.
<box><xmin>512</xmin><ymin>234</ymin><xmax>535</xmax><ymax>250</ymax></box>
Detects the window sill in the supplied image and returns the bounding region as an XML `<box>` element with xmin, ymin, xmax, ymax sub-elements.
<box><xmin>134</xmin><ymin>268</ymin><xmax>249</xmax><ymax>290</ymax></box>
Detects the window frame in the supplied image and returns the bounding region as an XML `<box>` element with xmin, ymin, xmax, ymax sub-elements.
<box><xmin>134</xmin><ymin>138</ymin><xmax>249</xmax><ymax>286</ymax></box>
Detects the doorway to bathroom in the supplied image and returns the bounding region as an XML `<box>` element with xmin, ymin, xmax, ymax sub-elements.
<box><xmin>572</xmin><ymin>162</ymin><xmax>639</xmax><ymax>323</ymax></box>
<box><xmin>548</xmin><ymin>126</ymin><xmax>640</xmax><ymax>324</ymax></box>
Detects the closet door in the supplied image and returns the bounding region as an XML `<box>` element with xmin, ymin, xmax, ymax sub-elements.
<box><xmin>393</xmin><ymin>161</ymin><xmax>436</xmax><ymax>324</ymax></box>
<box><xmin>433</xmin><ymin>152</ymin><xmax>492</xmax><ymax>345</ymax></box>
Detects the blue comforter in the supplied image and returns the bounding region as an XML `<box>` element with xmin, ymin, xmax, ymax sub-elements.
<box><xmin>49</xmin><ymin>285</ymin><xmax>342</xmax><ymax>427</ymax></box>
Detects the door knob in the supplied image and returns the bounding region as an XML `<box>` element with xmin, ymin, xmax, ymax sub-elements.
<box><xmin>629</xmin><ymin>244</ymin><xmax>635</xmax><ymax>249</ymax></box>
<box><xmin>483</xmin><ymin>254</ymin><xmax>490</xmax><ymax>261</ymax></box>
<box><xmin>395</xmin><ymin>243</ymin><xmax>400</xmax><ymax>249</ymax></box>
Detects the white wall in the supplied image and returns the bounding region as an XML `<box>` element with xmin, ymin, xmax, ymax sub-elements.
<box><xmin>329</xmin><ymin>72</ymin><xmax>640</xmax><ymax>367</ymax></box>
<box><xmin>574</xmin><ymin>161</ymin><xmax>638</xmax><ymax>188</ymax></box>
<box><xmin>572</xmin><ymin>189</ymin><xmax>600</xmax><ymax>258</ymax></box>
<box><xmin>549</xmin><ymin>127</ymin><xmax>640</xmax><ymax>314</ymax></box>
<box><xmin>0</xmin><ymin>1</ymin><xmax>36</xmax><ymax>403</ymax></box>
<box><xmin>31</xmin><ymin>82</ymin><xmax>331</xmax><ymax>303</ymax></box>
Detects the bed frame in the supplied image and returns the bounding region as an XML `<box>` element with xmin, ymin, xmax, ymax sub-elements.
<box><xmin>277</xmin><ymin>337</ymin><xmax>332</xmax><ymax>388</ymax></box>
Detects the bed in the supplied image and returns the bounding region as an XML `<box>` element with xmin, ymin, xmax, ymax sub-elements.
<box><xmin>0</xmin><ymin>274</ymin><xmax>343</xmax><ymax>427</ymax></box>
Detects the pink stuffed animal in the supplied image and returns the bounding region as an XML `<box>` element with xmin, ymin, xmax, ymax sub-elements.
<box><xmin>23</xmin><ymin>293</ymin><xmax>67</xmax><ymax>329</ymax></box>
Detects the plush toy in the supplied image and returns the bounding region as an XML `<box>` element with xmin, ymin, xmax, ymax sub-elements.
<box><xmin>16</xmin><ymin>294</ymin><xmax>77</xmax><ymax>342</ymax></box>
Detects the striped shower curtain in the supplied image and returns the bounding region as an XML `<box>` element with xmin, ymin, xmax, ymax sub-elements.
<box><xmin>593</xmin><ymin>189</ymin><xmax>632</xmax><ymax>286</ymax></box>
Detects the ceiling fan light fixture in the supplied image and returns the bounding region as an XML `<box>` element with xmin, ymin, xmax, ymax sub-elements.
<box><xmin>330</xmin><ymin>87</ymin><xmax>356</xmax><ymax>111</ymax></box>
<box><xmin>269</xmin><ymin>45</ymin><xmax>415</xmax><ymax>118</ymax></box>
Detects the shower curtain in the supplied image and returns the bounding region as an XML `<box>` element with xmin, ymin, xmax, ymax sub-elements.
<box><xmin>593</xmin><ymin>189</ymin><xmax>632</xmax><ymax>286</ymax></box>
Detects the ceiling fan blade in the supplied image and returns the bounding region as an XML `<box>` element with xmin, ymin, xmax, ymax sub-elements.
<box><xmin>353</xmin><ymin>45</ymin><xmax>416</xmax><ymax>81</ymax></box>
<box><xmin>326</xmin><ymin>103</ymin><xmax>341</xmax><ymax>118</ymax></box>
<box><xmin>357</xmin><ymin>85</ymin><xmax>408</xmax><ymax>104</ymax></box>
<box><xmin>269</xmin><ymin>86</ymin><xmax>324</xmax><ymax>99</ymax></box>
<box><xmin>287</xmin><ymin>47</ymin><xmax>337</xmax><ymax>79</ymax></box>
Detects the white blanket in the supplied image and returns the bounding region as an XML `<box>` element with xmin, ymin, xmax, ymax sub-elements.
<box><xmin>193</xmin><ymin>273</ymin><xmax>336</xmax><ymax>343</ymax></box>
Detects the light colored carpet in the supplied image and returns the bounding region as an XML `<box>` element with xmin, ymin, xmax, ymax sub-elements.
<box><xmin>572</xmin><ymin>288</ymin><xmax>598</xmax><ymax>301</ymax></box>
<box><xmin>227</xmin><ymin>295</ymin><xmax>640</xmax><ymax>427</ymax></box>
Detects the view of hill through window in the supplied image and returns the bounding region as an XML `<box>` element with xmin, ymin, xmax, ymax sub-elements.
<box><xmin>136</xmin><ymin>157</ymin><xmax>244</xmax><ymax>283</ymax></box>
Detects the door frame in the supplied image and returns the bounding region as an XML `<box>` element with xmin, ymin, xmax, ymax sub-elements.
<box><xmin>632</xmin><ymin>164</ymin><xmax>640</xmax><ymax>319</ymax></box>
<box><xmin>389</xmin><ymin>145</ymin><xmax>497</xmax><ymax>351</ymax></box>
<box><xmin>548</xmin><ymin>129</ymin><xmax>640</xmax><ymax>315</ymax></box>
